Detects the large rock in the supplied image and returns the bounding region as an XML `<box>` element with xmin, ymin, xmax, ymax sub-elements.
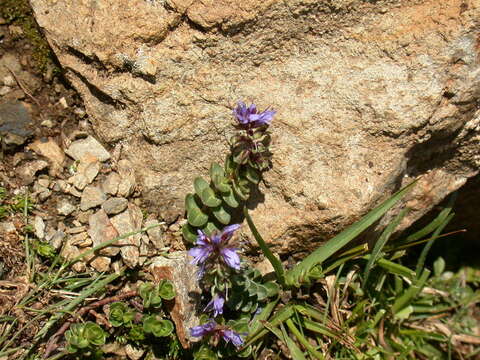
<box><xmin>30</xmin><ymin>0</ymin><xmax>480</xmax><ymax>253</ymax></box>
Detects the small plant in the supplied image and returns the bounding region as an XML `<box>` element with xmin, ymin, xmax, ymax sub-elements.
<box><xmin>65</xmin><ymin>322</ymin><xmax>106</xmax><ymax>355</ymax></box>
<box><xmin>184</xmin><ymin>101</ymin><xmax>479</xmax><ymax>359</ymax></box>
<box><xmin>32</xmin><ymin>240</ymin><xmax>56</xmax><ymax>259</ymax></box>
<box><xmin>10</xmin><ymin>193</ymin><xmax>35</xmax><ymax>214</ymax></box>
<box><xmin>108</xmin><ymin>302</ymin><xmax>135</xmax><ymax>327</ymax></box>
<box><xmin>182</xmin><ymin>102</ymin><xmax>275</xmax><ymax>242</ymax></box>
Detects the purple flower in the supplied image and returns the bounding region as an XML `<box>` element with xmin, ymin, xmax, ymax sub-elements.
<box><xmin>190</xmin><ymin>321</ymin><xmax>216</xmax><ymax>338</ymax></box>
<box><xmin>220</xmin><ymin>329</ymin><xmax>244</xmax><ymax>347</ymax></box>
<box><xmin>205</xmin><ymin>294</ymin><xmax>225</xmax><ymax>317</ymax></box>
<box><xmin>233</xmin><ymin>102</ymin><xmax>276</xmax><ymax>128</ymax></box>
<box><xmin>190</xmin><ymin>320</ymin><xmax>244</xmax><ymax>347</ymax></box>
<box><xmin>188</xmin><ymin>225</ymin><xmax>241</xmax><ymax>273</ymax></box>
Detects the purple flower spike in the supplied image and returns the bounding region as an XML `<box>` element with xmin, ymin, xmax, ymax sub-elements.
<box><xmin>189</xmin><ymin>320</ymin><xmax>244</xmax><ymax>348</ymax></box>
<box><xmin>220</xmin><ymin>329</ymin><xmax>244</xmax><ymax>347</ymax></box>
<box><xmin>188</xmin><ymin>225</ymin><xmax>242</xmax><ymax>274</ymax></box>
<box><xmin>233</xmin><ymin>101</ymin><xmax>275</xmax><ymax>128</ymax></box>
<box><xmin>205</xmin><ymin>294</ymin><xmax>225</xmax><ymax>317</ymax></box>
<box><xmin>190</xmin><ymin>321</ymin><xmax>216</xmax><ymax>338</ymax></box>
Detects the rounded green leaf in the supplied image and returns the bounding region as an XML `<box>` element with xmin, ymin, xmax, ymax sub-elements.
<box><xmin>152</xmin><ymin>319</ymin><xmax>174</xmax><ymax>337</ymax></box>
<box><xmin>210</xmin><ymin>163</ymin><xmax>225</xmax><ymax>179</ymax></box>
<box><xmin>202</xmin><ymin>221</ymin><xmax>219</xmax><ymax>236</ymax></box>
<box><xmin>188</xmin><ymin>206</ymin><xmax>209</xmax><ymax>227</ymax></box>
<box><xmin>194</xmin><ymin>177</ymin><xmax>210</xmax><ymax>196</ymax></box>
<box><xmin>194</xmin><ymin>345</ymin><xmax>219</xmax><ymax>360</ymax></box>
<box><xmin>84</xmin><ymin>322</ymin><xmax>106</xmax><ymax>346</ymax></box>
<box><xmin>182</xmin><ymin>223</ymin><xmax>198</xmax><ymax>243</ymax></box>
<box><xmin>232</xmin><ymin>180</ymin><xmax>248</xmax><ymax>201</ymax></box>
<box><xmin>212</xmin><ymin>206</ymin><xmax>231</xmax><ymax>225</ymax></box>
<box><xmin>142</xmin><ymin>315</ymin><xmax>158</xmax><ymax>333</ymax></box>
<box><xmin>200</xmin><ymin>187</ymin><xmax>222</xmax><ymax>207</ymax></box>
<box><xmin>158</xmin><ymin>279</ymin><xmax>176</xmax><ymax>300</ymax></box>
<box><xmin>263</xmin><ymin>282</ymin><xmax>280</xmax><ymax>297</ymax></box>
<box><xmin>109</xmin><ymin>302</ymin><xmax>127</xmax><ymax>327</ymax></box>
<box><xmin>212</xmin><ymin>174</ymin><xmax>231</xmax><ymax>193</ymax></box>
<box><xmin>255</xmin><ymin>284</ymin><xmax>269</xmax><ymax>301</ymax></box>
<box><xmin>222</xmin><ymin>189</ymin><xmax>239</xmax><ymax>208</ymax></box>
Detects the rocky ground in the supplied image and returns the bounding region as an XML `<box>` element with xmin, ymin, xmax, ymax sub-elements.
<box><xmin>0</xmin><ymin>4</ymin><xmax>187</xmax><ymax>298</ymax></box>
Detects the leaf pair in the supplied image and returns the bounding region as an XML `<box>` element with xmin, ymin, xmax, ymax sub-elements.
<box><xmin>139</xmin><ymin>280</ymin><xmax>176</xmax><ymax>309</ymax></box>
<box><xmin>65</xmin><ymin>322</ymin><xmax>106</xmax><ymax>353</ymax></box>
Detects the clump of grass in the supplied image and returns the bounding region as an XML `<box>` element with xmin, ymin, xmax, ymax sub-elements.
<box><xmin>0</xmin><ymin>0</ymin><xmax>60</xmax><ymax>75</ymax></box>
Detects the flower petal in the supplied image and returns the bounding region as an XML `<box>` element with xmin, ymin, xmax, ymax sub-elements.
<box><xmin>220</xmin><ymin>247</ymin><xmax>241</xmax><ymax>270</ymax></box>
<box><xmin>188</xmin><ymin>245</ymin><xmax>212</xmax><ymax>265</ymax></box>
<box><xmin>220</xmin><ymin>224</ymin><xmax>241</xmax><ymax>243</ymax></box>
<box><xmin>221</xmin><ymin>329</ymin><xmax>244</xmax><ymax>347</ymax></box>
<box><xmin>190</xmin><ymin>321</ymin><xmax>216</xmax><ymax>338</ymax></box>
<box><xmin>196</xmin><ymin>230</ymin><xmax>209</xmax><ymax>246</ymax></box>
<box><xmin>205</xmin><ymin>294</ymin><xmax>225</xmax><ymax>317</ymax></box>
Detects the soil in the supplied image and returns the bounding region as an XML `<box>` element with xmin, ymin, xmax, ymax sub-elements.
<box><xmin>0</xmin><ymin>3</ymin><xmax>89</xmax><ymax>280</ymax></box>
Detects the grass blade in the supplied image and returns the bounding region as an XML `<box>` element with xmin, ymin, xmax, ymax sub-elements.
<box><xmin>285</xmin><ymin>181</ymin><xmax>416</xmax><ymax>287</ymax></box>
<box><xmin>392</xmin><ymin>269</ymin><xmax>430</xmax><ymax>315</ymax></box>
<box><xmin>363</xmin><ymin>208</ymin><xmax>408</xmax><ymax>287</ymax></box>
<box><xmin>415</xmin><ymin>213</ymin><xmax>454</xmax><ymax>277</ymax></box>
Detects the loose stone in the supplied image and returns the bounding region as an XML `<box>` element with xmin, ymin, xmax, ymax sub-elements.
<box><xmin>65</xmin><ymin>135</ymin><xmax>111</xmax><ymax>162</ymax></box>
<box><xmin>101</xmin><ymin>197</ymin><xmax>128</xmax><ymax>215</ymax></box>
<box><xmin>80</xmin><ymin>186</ymin><xmax>107</xmax><ymax>211</ymax></box>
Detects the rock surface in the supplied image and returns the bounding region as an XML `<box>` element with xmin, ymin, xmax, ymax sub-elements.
<box><xmin>30</xmin><ymin>0</ymin><xmax>480</xmax><ymax>253</ymax></box>
<box><xmin>149</xmin><ymin>252</ymin><xmax>201</xmax><ymax>348</ymax></box>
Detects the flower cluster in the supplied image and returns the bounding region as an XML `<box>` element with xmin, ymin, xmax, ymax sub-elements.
<box><xmin>233</xmin><ymin>102</ymin><xmax>276</xmax><ymax>130</ymax></box>
<box><xmin>188</xmin><ymin>224</ymin><xmax>241</xmax><ymax>277</ymax></box>
<box><xmin>230</xmin><ymin>101</ymin><xmax>275</xmax><ymax>171</ymax></box>
<box><xmin>190</xmin><ymin>320</ymin><xmax>243</xmax><ymax>347</ymax></box>
<box><xmin>188</xmin><ymin>225</ymin><xmax>244</xmax><ymax>347</ymax></box>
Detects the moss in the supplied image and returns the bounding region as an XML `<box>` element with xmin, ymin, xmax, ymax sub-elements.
<box><xmin>0</xmin><ymin>0</ymin><xmax>60</xmax><ymax>75</ymax></box>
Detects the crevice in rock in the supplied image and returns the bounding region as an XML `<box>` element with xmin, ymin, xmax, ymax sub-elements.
<box><xmin>68</xmin><ymin>68</ymin><xmax>126</xmax><ymax>109</ymax></box>
<box><xmin>65</xmin><ymin>46</ymin><xmax>109</xmax><ymax>73</ymax></box>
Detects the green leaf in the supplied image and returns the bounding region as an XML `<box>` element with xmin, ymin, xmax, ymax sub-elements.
<box><xmin>212</xmin><ymin>206</ymin><xmax>231</xmax><ymax>225</ymax></box>
<box><xmin>128</xmin><ymin>324</ymin><xmax>145</xmax><ymax>342</ymax></box>
<box><xmin>212</xmin><ymin>175</ymin><xmax>231</xmax><ymax>193</ymax></box>
<box><xmin>415</xmin><ymin>213</ymin><xmax>453</xmax><ymax>277</ymax></box>
<box><xmin>143</xmin><ymin>316</ymin><xmax>174</xmax><ymax>337</ymax></box>
<box><xmin>194</xmin><ymin>345</ymin><xmax>218</xmax><ymax>360</ymax></box>
<box><xmin>109</xmin><ymin>302</ymin><xmax>128</xmax><ymax>327</ymax></box>
<box><xmin>255</xmin><ymin>284</ymin><xmax>269</xmax><ymax>301</ymax></box>
<box><xmin>433</xmin><ymin>257</ymin><xmax>445</xmax><ymax>277</ymax></box>
<box><xmin>139</xmin><ymin>283</ymin><xmax>162</xmax><ymax>308</ymax></box>
<box><xmin>263</xmin><ymin>282</ymin><xmax>280</xmax><ymax>297</ymax></box>
<box><xmin>363</xmin><ymin>208</ymin><xmax>409</xmax><ymax>287</ymax></box>
<box><xmin>245</xmin><ymin>166</ymin><xmax>260</xmax><ymax>184</ymax></box>
<box><xmin>394</xmin><ymin>305</ymin><xmax>414</xmax><ymax>320</ymax></box>
<box><xmin>222</xmin><ymin>189</ymin><xmax>239</xmax><ymax>208</ymax></box>
<box><xmin>202</xmin><ymin>221</ymin><xmax>219</xmax><ymax>236</ymax></box>
<box><xmin>182</xmin><ymin>223</ymin><xmax>198</xmax><ymax>243</ymax></box>
<box><xmin>392</xmin><ymin>269</ymin><xmax>430</xmax><ymax>314</ymax></box>
<box><xmin>285</xmin><ymin>180</ymin><xmax>417</xmax><ymax>287</ymax></box>
<box><xmin>158</xmin><ymin>279</ymin><xmax>176</xmax><ymax>300</ymax></box>
<box><xmin>188</xmin><ymin>207</ymin><xmax>208</xmax><ymax>227</ymax></box>
<box><xmin>194</xmin><ymin>177</ymin><xmax>210</xmax><ymax>196</ymax></box>
<box><xmin>232</xmin><ymin>180</ymin><xmax>249</xmax><ymax>201</ymax></box>
<box><xmin>210</xmin><ymin>163</ymin><xmax>225</xmax><ymax>179</ymax></box>
<box><xmin>200</xmin><ymin>186</ymin><xmax>222</xmax><ymax>207</ymax></box>
<box><xmin>84</xmin><ymin>322</ymin><xmax>106</xmax><ymax>346</ymax></box>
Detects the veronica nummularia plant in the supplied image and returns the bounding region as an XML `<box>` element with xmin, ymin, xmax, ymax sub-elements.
<box><xmin>184</xmin><ymin>101</ymin><xmax>469</xmax><ymax>359</ymax></box>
